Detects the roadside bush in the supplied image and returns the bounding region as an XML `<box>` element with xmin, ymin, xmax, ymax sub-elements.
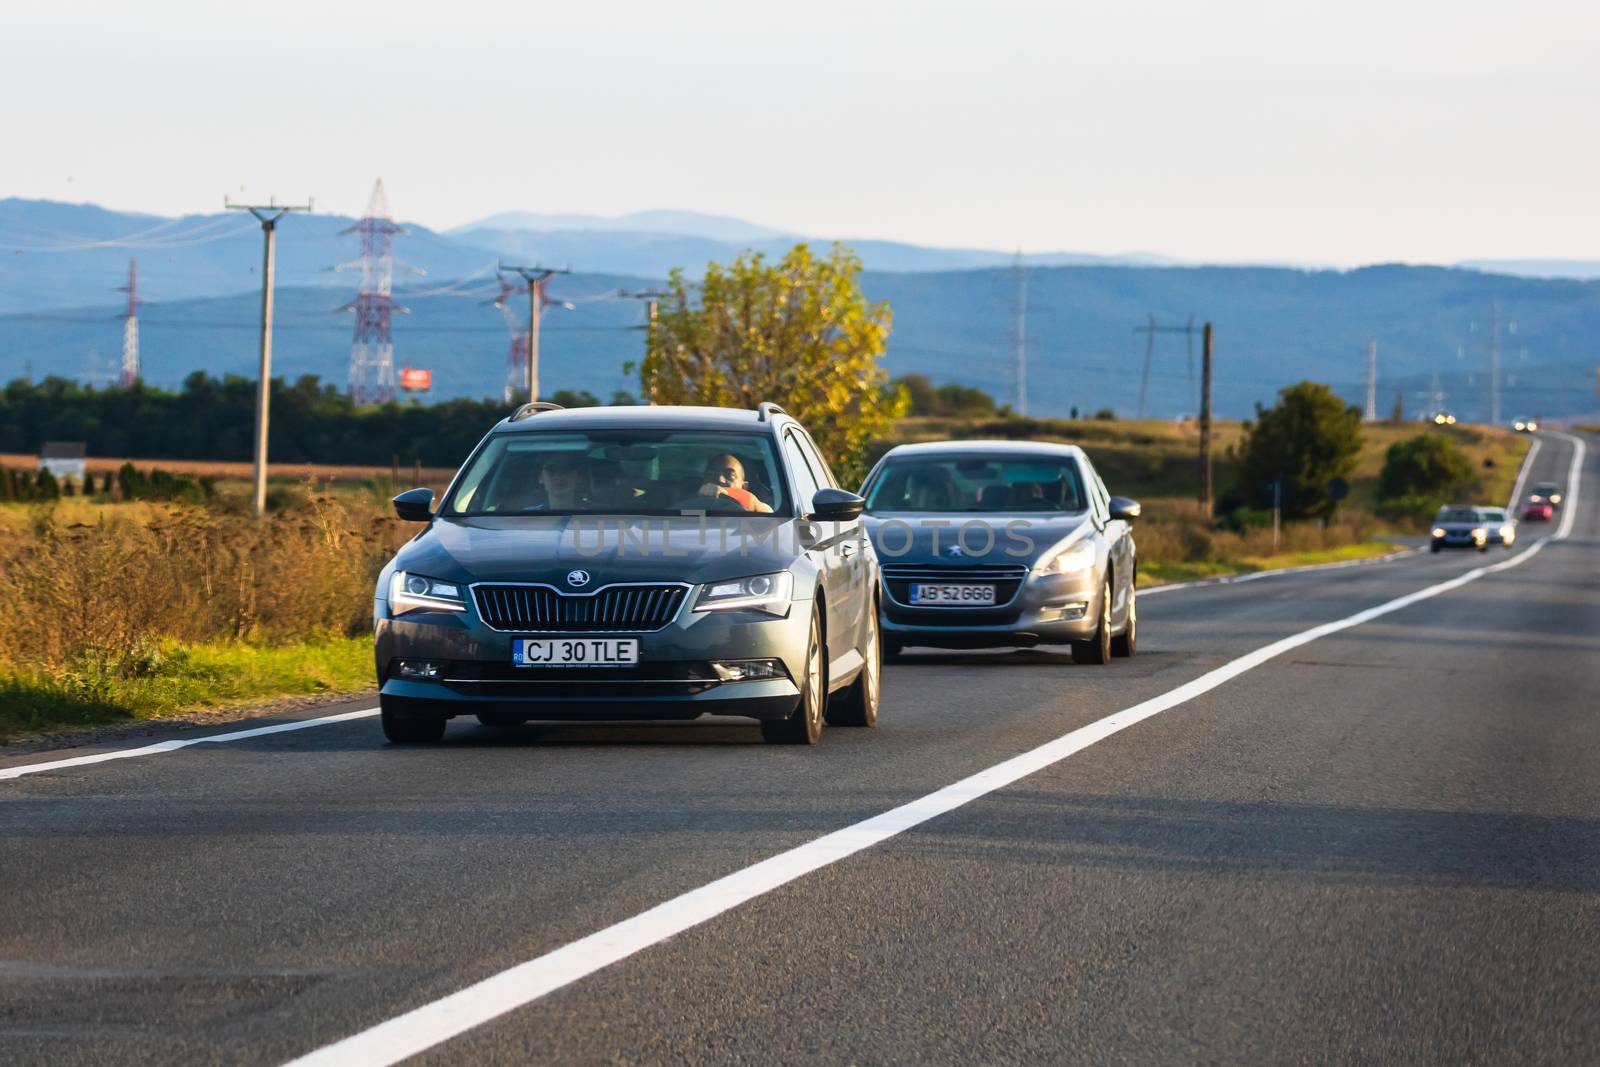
<box><xmin>116</xmin><ymin>461</ymin><xmax>214</xmax><ymax>503</ymax></box>
<box><xmin>1377</xmin><ymin>433</ymin><xmax>1473</xmax><ymax>502</ymax></box>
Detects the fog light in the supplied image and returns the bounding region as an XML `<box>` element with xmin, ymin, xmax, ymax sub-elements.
<box><xmin>398</xmin><ymin>659</ymin><xmax>444</xmax><ymax>679</ymax></box>
<box><xmin>1061</xmin><ymin>601</ymin><xmax>1089</xmax><ymax>620</ymax></box>
<box><xmin>711</xmin><ymin>659</ymin><xmax>786</xmax><ymax>682</ymax></box>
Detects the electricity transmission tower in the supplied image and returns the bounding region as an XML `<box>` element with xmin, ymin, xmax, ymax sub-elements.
<box><xmin>488</xmin><ymin>278</ymin><xmax>532</xmax><ymax>404</ymax></box>
<box><xmin>339</xmin><ymin>179</ymin><xmax>407</xmax><ymax>405</ymax></box>
<box><xmin>116</xmin><ymin>259</ymin><xmax>140</xmax><ymax>388</ymax></box>
<box><xmin>1132</xmin><ymin>316</ymin><xmax>1199</xmax><ymax>418</ymax></box>
<box><xmin>1365</xmin><ymin>338</ymin><xmax>1378</xmax><ymax>421</ymax></box>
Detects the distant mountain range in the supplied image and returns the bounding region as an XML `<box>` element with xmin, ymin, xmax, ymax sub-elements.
<box><xmin>3</xmin><ymin>197</ymin><xmax>1599</xmax><ymax>425</ymax></box>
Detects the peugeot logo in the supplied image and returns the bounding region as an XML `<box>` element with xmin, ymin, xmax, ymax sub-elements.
<box><xmin>566</xmin><ymin>569</ymin><xmax>592</xmax><ymax>587</ymax></box>
<box><xmin>945</xmin><ymin>544</ymin><xmax>965</xmax><ymax>557</ymax></box>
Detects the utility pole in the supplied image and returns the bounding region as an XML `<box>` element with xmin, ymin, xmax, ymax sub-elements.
<box><xmin>620</xmin><ymin>288</ymin><xmax>671</xmax><ymax>404</ymax></box>
<box><xmin>499</xmin><ymin>263</ymin><xmax>571</xmax><ymax>403</ymax></box>
<box><xmin>1200</xmin><ymin>322</ymin><xmax>1213</xmax><ymax>513</ymax></box>
<box><xmin>1365</xmin><ymin>338</ymin><xmax>1378</xmax><ymax>421</ymax></box>
<box><xmin>1489</xmin><ymin>297</ymin><xmax>1501</xmax><ymax>426</ymax></box>
<box><xmin>227</xmin><ymin>197</ymin><xmax>312</xmax><ymax>516</ymax></box>
<box><xmin>1013</xmin><ymin>252</ymin><xmax>1028</xmax><ymax>416</ymax></box>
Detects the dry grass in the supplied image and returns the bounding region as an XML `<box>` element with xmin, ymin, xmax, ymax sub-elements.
<box><xmin>0</xmin><ymin>493</ymin><xmax>409</xmax><ymax>678</ymax></box>
<box><xmin>0</xmin><ymin>452</ymin><xmax>457</xmax><ymax>486</ymax></box>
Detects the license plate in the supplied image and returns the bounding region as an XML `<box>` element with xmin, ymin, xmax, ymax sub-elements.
<box><xmin>513</xmin><ymin>637</ymin><xmax>639</xmax><ymax>667</ymax></box>
<box><xmin>909</xmin><ymin>583</ymin><xmax>997</xmax><ymax>606</ymax></box>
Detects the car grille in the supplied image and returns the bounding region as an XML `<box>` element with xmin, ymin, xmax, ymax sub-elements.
<box><xmin>472</xmin><ymin>583</ymin><xmax>688</xmax><ymax>632</ymax></box>
<box><xmin>880</xmin><ymin>563</ymin><xmax>1029</xmax><ymax>608</ymax></box>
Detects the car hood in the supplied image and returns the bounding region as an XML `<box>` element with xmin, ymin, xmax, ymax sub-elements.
<box><xmin>1435</xmin><ymin>521</ymin><xmax>1484</xmax><ymax>531</ymax></box>
<box><xmin>862</xmin><ymin>511</ymin><xmax>1091</xmax><ymax>567</ymax></box>
<box><xmin>390</xmin><ymin>515</ymin><xmax>807</xmax><ymax>586</ymax></box>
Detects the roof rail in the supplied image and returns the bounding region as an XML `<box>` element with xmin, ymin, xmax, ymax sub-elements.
<box><xmin>509</xmin><ymin>401</ymin><xmax>565</xmax><ymax>421</ymax></box>
<box><xmin>756</xmin><ymin>402</ymin><xmax>788</xmax><ymax>422</ymax></box>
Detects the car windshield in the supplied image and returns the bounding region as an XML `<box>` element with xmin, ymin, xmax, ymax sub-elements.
<box><xmin>1482</xmin><ymin>510</ymin><xmax>1506</xmax><ymax>521</ymax></box>
<box><xmin>443</xmin><ymin>430</ymin><xmax>789</xmax><ymax>516</ymax></box>
<box><xmin>1532</xmin><ymin>483</ymin><xmax>1559</xmax><ymax>494</ymax></box>
<box><xmin>863</xmin><ymin>456</ymin><xmax>1087</xmax><ymax>513</ymax></box>
<box><xmin>1438</xmin><ymin>508</ymin><xmax>1480</xmax><ymax>523</ymax></box>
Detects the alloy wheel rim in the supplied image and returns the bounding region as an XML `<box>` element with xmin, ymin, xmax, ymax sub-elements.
<box><xmin>865</xmin><ymin>612</ymin><xmax>879</xmax><ymax>710</ymax></box>
<box><xmin>807</xmin><ymin>630</ymin><xmax>822</xmax><ymax>727</ymax></box>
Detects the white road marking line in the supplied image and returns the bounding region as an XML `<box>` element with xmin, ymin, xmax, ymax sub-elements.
<box><xmin>1507</xmin><ymin>434</ymin><xmax>1543</xmax><ymax>510</ymax></box>
<box><xmin>284</xmin><ymin>440</ymin><xmax>1586</xmax><ymax>1067</ymax></box>
<box><xmin>0</xmin><ymin>708</ymin><xmax>379</xmax><ymax>782</ymax></box>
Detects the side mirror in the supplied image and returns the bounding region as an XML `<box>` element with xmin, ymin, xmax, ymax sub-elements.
<box><xmin>1108</xmin><ymin>496</ymin><xmax>1141</xmax><ymax>521</ymax></box>
<box><xmin>809</xmin><ymin>487</ymin><xmax>864</xmax><ymax>522</ymax></box>
<box><xmin>393</xmin><ymin>487</ymin><xmax>435</xmax><ymax>522</ymax></box>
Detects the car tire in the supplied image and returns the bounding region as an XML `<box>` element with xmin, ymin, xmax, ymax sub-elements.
<box><xmin>1110</xmin><ymin>581</ymin><xmax>1137</xmax><ymax>658</ymax></box>
<box><xmin>382</xmin><ymin>706</ymin><xmax>446</xmax><ymax>744</ymax></box>
<box><xmin>762</xmin><ymin>608</ymin><xmax>826</xmax><ymax>744</ymax></box>
<box><xmin>827</xmin><ymin>602</ymin><xmax>880</xmax><ymax>727</ymax></box>
<box><xmin>1072</xmin><ymin>578</ymin><xmax>1113</xmax><ymax>665</ymax></box>
<box><xmin>1431</xmin><ymin>544</ymin><xmax>1442</xmax><ymax>553</ymax></box>
<box><xmin>1477</xmin><ymin>541</ymin><xmax>1489</xmax><ymax>553</ymax></box>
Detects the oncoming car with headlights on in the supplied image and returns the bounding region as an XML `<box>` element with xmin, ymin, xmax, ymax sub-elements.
<box><xmin>858</xmin><ymin>441</ymin><xmax>1139</xmax><ymax>664</ymax></box>
<box><xmin>374</xmin><ymin>402</ymin><xmax>881</xmax><ymax>746</ymax></box>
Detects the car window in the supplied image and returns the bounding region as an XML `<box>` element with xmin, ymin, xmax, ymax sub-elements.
<box><xmin>443</xmin><ymin>430</ymin><xmax>789</xmax><ymax>516</ymax></box>
<box><xmin>782</xmin><ymin>431</ymin><xmax>822</xmax><ymax>513</ymax></box>
<box><xmin>794</xmin><ymin>429</ymin><xmax>837</xmax><ymax>489</ymax></box>
<box><xmin>862</xmin><ymin>455</ymin><xmax>1088</xmax><ymax>513</ymax></box>
<box><xmin>1484</xmin><ymin>509</ymin><xmax>1506</xmax><ymax>521</ymax></box>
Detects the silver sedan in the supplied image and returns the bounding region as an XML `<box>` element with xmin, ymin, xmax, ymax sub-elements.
<box><xmin>859</xmin><ymin>441</ymin><xmax>1139</xmax><ymax>664</ymax></box>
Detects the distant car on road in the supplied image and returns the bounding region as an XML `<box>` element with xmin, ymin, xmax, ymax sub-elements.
<box><xmin>373</xmin><ymin>402</ymin><xmax>881</xmax><ymax>746</ymax></box>
<box><xmin>1479</xmin><ymin>507</ymin><xmax>1517</xmax><ymax>548</ymax></box>
<box><xmin>1431</xmin><ymin>505</ymin><xmax>1493</xmax><ymax>552</ymax></box>
<box><xmin>1522</xmin><ymin>501</ymin><xmax>1554</xmax><ymax>522</ymax></box>
<box><xmin>859</xmin><ymin>441</ymin><xmax>1139</xmax><ymax>664</ymax></box>
<box><xmin>1512</xmin><ymin>416</ymin><xmax>1539</xmax><ymax>432</ymax></box>
<box><xmin>1429</xmin><ymin>411</ymin><xmax>1458</xmax><ymax>426</ymax></box>
<box><xmin>1529</xmin><ymin>481</ymin><xmax>1563</xmax><ymax>508</ymax></box>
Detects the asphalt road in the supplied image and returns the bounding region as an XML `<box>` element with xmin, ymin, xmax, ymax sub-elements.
<box><xmin>2</xmin><ymin>432</ymin><xmax>1596</xmax><ymax>1066</ymax></box>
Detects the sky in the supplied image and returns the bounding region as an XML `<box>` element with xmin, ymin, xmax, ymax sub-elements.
<box><xmin>4</xmin><ymin>0</ymin><xmax>1598</xmax><ymax>266</ymax></box>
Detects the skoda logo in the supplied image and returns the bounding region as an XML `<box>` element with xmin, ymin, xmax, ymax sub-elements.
<box><xmin>945</xmin><ymin>544</ymin><xmax>965</xmax><ymax>557</ymax></box>
<box><xmin>566</xmin><ymin>569</ymin><xmax>592</xmax><ymax>588</ymax></box>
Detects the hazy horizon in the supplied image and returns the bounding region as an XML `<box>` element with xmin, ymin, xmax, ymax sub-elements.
<box><xmin>5</xmin><ymin>0</ymin><xmax>1598</xmax><ymax>267</ymax></box>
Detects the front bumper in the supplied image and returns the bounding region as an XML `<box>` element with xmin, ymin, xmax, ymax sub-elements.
<box><xmin>879</xmin><ymin>571</ymin><xmax>1100</xmax><ymax>649</ymax></box>
<box><xmin>375</xmin><ymin>599</ymin><xmax>808</xmax><ymax>722</ymax></box>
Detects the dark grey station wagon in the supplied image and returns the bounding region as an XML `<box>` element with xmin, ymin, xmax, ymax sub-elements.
<box><xmin>374</xmin><ymin>402</ymin><xmax>881</xmax><ymax>745</ymax></box>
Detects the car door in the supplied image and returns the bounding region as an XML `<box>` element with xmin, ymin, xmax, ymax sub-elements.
<box><xmin>793</xmin><ymin>428</ymin><xmax>869</xmax><ymax>647</ymax></box>
<box><xmin>1085</xmin><ymin>458</ymin><xmax>1132</xmax><ymax>628</ymax></box>
<box><xmin>781</xmin><ymin>429</ymin><xmax>858</xmax><ymax>677</ymax></box>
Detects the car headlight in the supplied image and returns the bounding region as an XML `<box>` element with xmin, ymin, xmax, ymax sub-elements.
<box><xmin>1431</xmin><ymin>527</ymin><xmax>1446</xmax><ymax>538</ymax></box>
<box><xmin>388</xmin><ymin>571</ymin><xmax>467</xmax><ymax>615</ymax></box>
<box><xmin>1471</xmin><ymin>528</ymin><xmax>1486</xmax><ymax>539</ymax></box>
<box><xmin>693</xmin><ymin>571</ymin><xmax>793</xmax><ymax>616</ymax></box>
<box><xmin>1550</xmin><ymin>493</ymin><xmax>1562</xmax><ymax>504</ymax></box>
<box><xmin>1034</xmin><ymin>541</ymin><xmax>1096</xmax><ymax>576</ymax></box>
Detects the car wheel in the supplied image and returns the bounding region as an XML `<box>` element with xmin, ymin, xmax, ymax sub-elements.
<box><xmin>1072</xmin><ymin>578</ymin><xmax>1113</xmax><ymax>665</ymax></box>
<box><xmin>1110</xmin><ymin>581</ymin><xmax>1137</xmax><ymax>658</ymax></box>
<box><xmin>828</xmin><ymin>602</ymin><xmax>880</xmax><ymax>727</ymax></box>
<box><xmin>1431</xmin><ymin>544</ymin><xmax>1442</xmax><ymax>553</ymax></box>
<box><xmin>382</xmin><ymin>705</ymin><xmax>446</xmax><ymax>744</ymax></box>
<box><xmin>762</xmin><ymin>608</ymin><xmax>826</xmax><ymax>744</ymax></box>
<box><xmin>1477</xmin><ymin>541</ymin><xmax>1489</xmax><ymax>553</ymax></box>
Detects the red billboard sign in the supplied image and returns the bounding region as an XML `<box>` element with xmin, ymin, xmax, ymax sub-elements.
<box><xmin>399</xmin><ymin>368</ymin><xmax>432</xmax><ymax>392</ymax></box>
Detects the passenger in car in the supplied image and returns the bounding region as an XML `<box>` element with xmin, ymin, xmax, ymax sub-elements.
<box><xmin>694</xmin><ymin>453</ymin><xmax>774</xmax><ymax>513</ymax></box>
<box><xmin>532</xmin><ymin>454</ymin><xmax>586</xmax><ymax>510</ymax></box>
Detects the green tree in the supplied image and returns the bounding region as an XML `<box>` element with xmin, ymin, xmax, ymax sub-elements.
<box><xmin>1375</xmin><ymin>433</ymin><xmax>1474</xmax><ymax>521</ymax></box>
<box><xmin>641</xmin><ymin>243</ymin><xmax>905</xmax><ymax>483</ymax></box>
<box><xmin>35</xmin><ymin>468</ymin><xmax>61</xmax><ymax>500</ymax></box>
<box><xmin>1239</xmin><ymin>381</ymin><xmax>1363</xmax><ymax>520</ymax></box>
<box><xmin>895</xmin><ymin>374</ymin><xmax>999</xmax><ymax>418</ymax></box>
